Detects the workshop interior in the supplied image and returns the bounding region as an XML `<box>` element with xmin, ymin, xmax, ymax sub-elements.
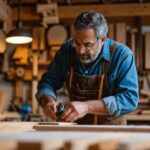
<box><xmin>0</xmin><ymin>0</ymin><xmax>150</xmax><ymax>150</ymax></box>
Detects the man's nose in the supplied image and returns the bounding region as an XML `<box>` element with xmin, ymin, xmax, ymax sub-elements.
<box><xmin>78</xmin><ymin>45</ymin><xmax>86</xmax><ymax>55</ymax></box>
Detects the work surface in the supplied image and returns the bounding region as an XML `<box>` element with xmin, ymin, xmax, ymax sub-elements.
<box><xmin>0</xmin><ymin>122</ymin><xmax>150</xmax><ymax>150</ymax></box>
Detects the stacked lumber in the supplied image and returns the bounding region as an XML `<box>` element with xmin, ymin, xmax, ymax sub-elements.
<box><xmin>125</xmin><ymin>88</ymin><xmax>150</xmax><ymax>125</ymax></box>
<box><xmin>0</xmin><ymin>123</ymin><xmax>150</xmax><ymax>150</ymax></box>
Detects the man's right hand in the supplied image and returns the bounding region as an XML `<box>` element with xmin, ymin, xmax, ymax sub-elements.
<box><xmin>40</xmin><ymin>96</ymin><xmax>57</xmax><ymax>120</ymax></box>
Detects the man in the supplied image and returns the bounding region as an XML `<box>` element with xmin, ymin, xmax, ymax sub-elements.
<box><xmin>36</xmin><ymin>10</ymin><xmax>139</xmax><ymax>125</ymax></box>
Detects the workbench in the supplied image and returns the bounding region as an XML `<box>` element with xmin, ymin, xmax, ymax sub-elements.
<box><xmin>0</xmin><ymin>122</ymin><xmax>150</xmax><ymax>150</ymax></box>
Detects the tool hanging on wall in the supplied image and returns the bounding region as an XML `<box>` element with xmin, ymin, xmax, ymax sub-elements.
<box><xmin>12</xmin><ymin>45</ymin><xmax>29</xmax><ymax>65</ymax></box>
<box><xmin>37</xmin><ymin>3</ymin><xmax>59</xmax><ymax>28</ymax></box>
<box><xmin>47</xmin><ymin>25</ymin><xmax>68</xmax><ymax>59</ymax></box>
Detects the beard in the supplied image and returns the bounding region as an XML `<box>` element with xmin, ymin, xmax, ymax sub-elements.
<box><xmin>79</xmin><ymin>47</ymin><xmax>102</xmax><ymax>64</ymax></box>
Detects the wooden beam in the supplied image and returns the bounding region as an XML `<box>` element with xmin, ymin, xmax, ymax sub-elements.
<box><xmin>58</xmin><ymin>3</ymin><xmax>150</xmax><ymax>19</ymax></box>
<box><xmin>11</xmin><ymin>3</ymin><xmax>150</xmax><ymax>21</ymax></box>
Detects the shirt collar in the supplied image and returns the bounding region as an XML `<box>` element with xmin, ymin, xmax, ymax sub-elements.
<box><xmin>100</xmin><ymin>38</ymin><xmax>111</xmax><ymax>61</ymax></box>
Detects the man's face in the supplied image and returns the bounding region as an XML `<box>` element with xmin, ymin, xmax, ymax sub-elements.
<box><xmin>73</xmin><ymin>28</ymin><xmax>105</xmax><ymax>64</ymax></box>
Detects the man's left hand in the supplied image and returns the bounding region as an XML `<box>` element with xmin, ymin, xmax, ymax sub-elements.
<box><xmin>61</xmin><ymin>101</ymin><xmax>89</xmax><ymax>122</ymax></box>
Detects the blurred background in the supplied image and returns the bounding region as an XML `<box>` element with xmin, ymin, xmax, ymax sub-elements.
<box><xmin>0</xmin><ymin>0</ymin><xmax>150</xmax><ymax>125</ymax></box>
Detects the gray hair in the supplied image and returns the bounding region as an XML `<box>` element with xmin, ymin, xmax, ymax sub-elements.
<box><xmin>74</xmin><ymin>10</ymin><xmax>108</xmax><ymax>38</ymax></box>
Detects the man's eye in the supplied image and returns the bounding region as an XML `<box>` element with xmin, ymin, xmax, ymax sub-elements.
<box><xmin>84</xmin><ymin>44</ymin><xmax>92</xmax><ymax>47</ymax></box>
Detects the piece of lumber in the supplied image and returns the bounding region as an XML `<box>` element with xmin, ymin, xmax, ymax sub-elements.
<box><xmin>0</xmin><ymin>112</ymin><xmax>20</xmax><ymax>121</ymax></box>
<box><xmin>0</xmin><ymin>90</ymin><xmax>8</xmax><ymax>113</ymax></box>
<box><xmin>34</xmin><ymin>125</ymin><xmax>150</xmax><ymax>132</ymax></box>
<box><xmin>14</xmin><ymin>80</ymin><xmax>23</xmax><ymax>99</ymax></box>
<box><xmin>32</xmin><ymin>52</ymin><xmax>39</xmax><ymax>114</ymax></box>
<box><xmin>130</xmin><ymin>28</ymin><xmax>138</xmax><ymax>56</ymax></box>
<box><xmin>0</xmin><ymin>121</ymin><xmax>36</xmax><ymax>131</ymax></box>
<box><xmin>145</xmin><ymin>32</ymin><xmax>150</xmax><ymax>69</ymax></box>
<box><xmin>0</xmin><ymin>30</ymin><xmax>6</xmax><ymax>54</ymax></box>
<box><xmin>108</xmin><ymin>23</ymin><xmax>115</xmax><ymax>40</ymax></box>
<box><xmin>38</xmin><ymin>122</ymin><xmax>76</xmax><ymax>126</ymax></box>
<box><xmin>140</xmin><ymin>89</ymin><xmax>150</xmax><ymax>97</ymax></box>
<box><xmin>141</xmin><ymin>110</ymin><xmax>150</xmax><ymax>115</ymax></box>
<box><xmin>32</xmin><ymin>27</ymin><xmax>45</xmax><ymax>51</ymax></box>
<box><xmin>116</xmin><ymin>23</ymin><xmax>126</xmax><ymax>44</ymax></box>
<box><xmin>125</xmin><ymin>115</ymin><xmax>150</xmax><ymax>121</ymax></box>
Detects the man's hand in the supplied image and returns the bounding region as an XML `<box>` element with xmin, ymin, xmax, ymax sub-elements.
<box><xmin>61</xmin><ymin>101</ymin><xmax>89</xmax><ymax>122</ymax></box>
<box><xmin>40</xmin><ymin>96</ymin><xmax>57</xmax><ymax>120</ymax></box>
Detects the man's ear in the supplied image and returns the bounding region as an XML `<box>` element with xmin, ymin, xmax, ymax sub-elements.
<box><xmin>101</xmin><ymin>36</ymin><xmax>106</xmax><ymax>45</ymax></box>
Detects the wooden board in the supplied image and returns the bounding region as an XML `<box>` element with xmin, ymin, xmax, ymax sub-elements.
<box><xmin>38</xmin><ymin>122</ymin><xmax>76</xmax><ymax>126</ymax></box>
<box><xmin>125</xmin><ymin>115</ymin><xmax>150</xmax><ymax>121</ymax></box>
<box><xmin>0</xmin><ymin>30</ymin><xmax>6</xmax><ymax>54</ymax></box>
<box><xmin>108</xmin><ymin>23</ymin><xmax>115</xmax><ymax>40</ymax></box>
<box><xmin>130</xmin><ymin>28</ymin><xmax>137</xmax><ymax>56</ymax></box>
<box><xmin>32</xmin><ymin>27</ymin><xmax>45</xmax><ymax>51</ymax></box>
<box><xmin>0</xmin><ymin>122</ymin><xmax>150</xmax><ymax>150</ymax></box>
<box><xmin>14</xmin><ymin>80</ymin><xmax>23</xmax><ymax>99</ymax></box>
<box><xmin>145</xmin><ymin>32</ymin><xmax>150</xmax><ymax>69</ymax></box>
<box><xmin>116</xmin><ymin>23</ymin><xmax>126</xmax><ymax>44</ymax></box>
<box><xmin>0</xmin><ymin>90</ymin><xmax>8</xmax><ymax>113</ymax></box>
<box><xmin>34</xmin><ymin>124</ymin><xmax>150</xmax><ymax>132</ymax></box>
<box><xmin>0</xmin><ymin>122</ymin><xmax>36</xmax><ymax>131</ymax></box>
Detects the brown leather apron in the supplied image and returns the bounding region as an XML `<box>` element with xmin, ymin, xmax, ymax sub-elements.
<box><xmin>67</xmin><ymin>43</ymin><xmax>126</xmax><ymax>125</ymax></box>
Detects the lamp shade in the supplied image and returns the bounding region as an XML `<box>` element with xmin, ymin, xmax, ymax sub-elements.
<box><xmin>5</xmin><ymin>28</ymin><xmax>33</xmax><ymax>44</ymax></box>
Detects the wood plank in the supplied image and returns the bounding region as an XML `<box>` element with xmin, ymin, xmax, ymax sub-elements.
<box><xmin>130</xmin><ymin>28</ymin><xmax>138</xmax><ymax>56</ymax></box>
<box><xmin>14</xmin><ymin>80</ymin><xmax>23</xmax><ymax>98</ymax></box>
<box><xmin>142</xmin><ymin>110</ymin><xmax>150</xmax><ymax>115</ymax></box>
<box><xmin>145</xmin><ymin>32</ymin><xmax>150</xmax><ymax>69</ymax></box>
<box><xmin>125</xmin><ymin>115</ymin><xmax>150</xmax><ymax>121</ymax></box>
<box><xmin>11</xmin><ymin>3</ymin><xmax>150</xmax><ymax>21</ymax></box>
<box><xmin>34</xmin><ymin>125</ymin><xmax>150</xmax><ymax>132</ymax></box>
<box><xmin>108</xmin><ymin>23</ymin><xmax>115</xmax><ymax>40</ymax></box>
<box><xmin>0</xmin><ymin>112</ymin><xmax>20</xmax><ymax>121</ymax></box>
<box><xmin>0</xmin><ymin>30</ymin><xmax>6</xmax><ymax>54</ymax></box>
<box><xmin>32</xmin><ymin>27</ymin><xmax>45</xmax><ymax>51</ymax></box>
<box><xmin>116</xmin><ymin>23</ymin><xmax>126</xmax><ymax>44</ymax></box>
<box><xmin>38</xmin><ymin>122</ymin><xmax>76</xmax><ymax>126</ymax></box>
<box><xmin>0</xmin><ymin>122</ymin><xmax>36</xmax><ymax>131</ymax></box>
<box><xmin>0</xmin><ymin>91</ymin><xmax>8</xmax><ymax>113</ymax></box>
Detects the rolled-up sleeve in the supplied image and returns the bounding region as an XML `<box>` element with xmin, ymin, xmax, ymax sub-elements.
<box><xmin>103</xmin><ymin>49</ymin><xmax>139</xmax><ymax>118</ymax></box>
<box><xmin>36</xmin><ymin>43</ymin><xmax>69</xmax><ymax>103</ymax></box>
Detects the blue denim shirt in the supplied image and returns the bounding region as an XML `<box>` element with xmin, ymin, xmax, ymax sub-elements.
<box><xmin>36</xmin><ymin>38</ymin><xmax>139</xmax><ymax>118</ymax></box>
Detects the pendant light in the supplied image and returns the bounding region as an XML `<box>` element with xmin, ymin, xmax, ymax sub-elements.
<box><xmin>5</xmin><ymin>0</ymin><xmax>33</xmax><ymax>44</ymax></box>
